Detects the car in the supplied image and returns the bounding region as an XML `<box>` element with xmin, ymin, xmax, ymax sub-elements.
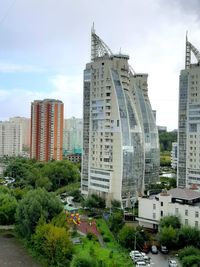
<box><xmin>168</xmin><ymin>259</ymin><xmax>178</xmax><ymax>267</ymax></box>
<box><xmin>151</xmin><ymin>245</ymin><xmax>158</xmax><ymax>254</ymax></box>
<box><xmin>136</xmin><ymin>261</ymin><xmax>147</xmax><ymax>267</ymax></box>
<box><xmin>161</xmin><ymin>245</ymin><xmax>169</xmax><ymax>254</ymax></box>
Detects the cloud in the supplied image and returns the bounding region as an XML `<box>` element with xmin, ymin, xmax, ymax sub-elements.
<box><xmin>0</xmin><ymin>74</ymin><xmax>83</xmax><ymax>120</ymax></box>
<box><xmin>0</xmin><ymin>62</ymin><xmax>45</xmax><ymax>73</ymax></box>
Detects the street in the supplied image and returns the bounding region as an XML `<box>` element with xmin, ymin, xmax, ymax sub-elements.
<box><xmin>148</xmin><ymin>252</ymin><xmax>181</xmax><ymax>267</ymax></box>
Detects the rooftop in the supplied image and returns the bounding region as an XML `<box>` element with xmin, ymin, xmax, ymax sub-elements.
<box><xmin>168</xmin><ymin>188</ymin><xmax>200</xmax><ymax>201</ymax></box>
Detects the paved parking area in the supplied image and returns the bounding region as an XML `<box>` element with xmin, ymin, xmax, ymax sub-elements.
<box><xmin>148</xmin><ymin>252</ymin><xmax>181</xmax><ymax>267</ymax></box>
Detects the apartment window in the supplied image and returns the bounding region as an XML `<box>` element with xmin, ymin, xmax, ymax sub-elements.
<box><xmin>185</xmin><ymin>209</ymin><xmax>188</xmax><ymax>216</ymax></box>
<box><xmin>195</xmin><ymin>211</ymin><xmax>199</xmax><ymax>218</ymax></box>
<box><xmin>195</xmin><ymin>221</ymin><xmax>198</xmax><ymax>228</ymax></box>
<box><xmin>185</xmin><ymin>219</ymin><xmax>188</xmax><ymax>225</ymax></box>
<box><xmin>153</xmin><ymin>204</ymin><xmax>156</xmax><ymax>210</ymax></box>
<box><xmin>161</xmin><ymin>202</ymin><xmax>163</xmax><ymax>207</ymax></box>
<box><xmin>161</xmin><ymin>211</ymin><xmax>163</xmax><ymax>217</ymax></box>
<box><xmin>153</xmin><ymin>213</ymin><xmax>156</xmax><ymax>219</ymax></box>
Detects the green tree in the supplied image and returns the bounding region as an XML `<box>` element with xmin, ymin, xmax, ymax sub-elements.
<box><xmin>108</xmin><ymin>211</ymin><xmax>124</xmax><ymax>233</ymax></box>
<box><xmin>179</xmin><ymin>246</ymin><xmax>200</xmax><ymax>260</ymax></box>
<box><xmin>0</xmin><ymin>187</ymin><xmax>17</xmax><ymax>225</ymax></box>
<box><xmin>159</xmin><ymin>131</ymin><xmax>177</xmax><ymax>152</ymax></box>
<box><xmin>70</xmin><ymin>255</ymin><xmax>97</xmax><ymax>267</ymax></box>
<box><xmin>118</xmin><ymin>225</ymin><xmax>136</xmax><ymax>249</ymax></box>
<box><xmin>32</xmin><ymin>223</ymin><xmax>73</xmax><ymax>267</ymax></box>
<box><xmin>83</xmin><ymin>194</ymin><xmax>105</xmax><ymax>209</ymax></box>
<box><xmin>160</xmin><ymin>215</ymin><xmax>181</xmax><ymax>229</ymax></box>
<box><xmin>181</xmin><ymin>255</ymin><xmax>200</xmax><ymax>267</ymax></box>
<box><xmin>178</xmin><ymin>226</ymin><xmax>200</xmax><ymax>248</ymax></box>
<box><xmin>15</xmin><ymin>188</ymin><xmax>63</xmax><ymax>239</ymax></box>
<box><xmin>159</xmin><ymin>226</ymin><xmax>178</xmax><ymax>249</ymax></box>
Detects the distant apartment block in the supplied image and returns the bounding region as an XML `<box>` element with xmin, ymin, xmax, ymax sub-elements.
<box><xmin>137</xmin><ymin>188</ymin><xmax>200</xmax><ymax>230</ymax></box>
<box><xmin>171</xmin><ymin>142</ymin><xmax>178</xmax><ymax>169</ymax></box>
<box><xmin>30</xmin><ymin>99</ymin><xmax>64</xmax><ymax>161</ymax></box>
<box><xmin>9</xmin><ymin>117</ymin><xmax>31</xmax><ymax>149</ymax></box>
<box><xmin>63</xmin><ymin>117</ymin><xmax>82</xmax><ymax>155</ymax></box>
<box><xmin>177</xmin><ymin>36</ymin><xmax>200</xmax><ymax>189</ymax></box>
<box><xmin>0</xmin><ymin>121</ymin><xmax>22</xmax><ymax>157</ymax></box>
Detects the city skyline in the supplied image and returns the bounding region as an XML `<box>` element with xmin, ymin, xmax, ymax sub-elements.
<box><xmin>1</xmin><ymin>0</ymin><xmax>200</xmax><ymax>130</ymax></box>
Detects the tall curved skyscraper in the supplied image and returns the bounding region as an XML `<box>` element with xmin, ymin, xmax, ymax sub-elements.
<box><xmin>81</xmin><ymin>28</ymin><xmax>159</xmax><ymax>207</ymax></box>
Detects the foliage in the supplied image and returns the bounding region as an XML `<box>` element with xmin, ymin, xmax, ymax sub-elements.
<box><xmin>179</xmin><ymin>246</ymin><xmax>200</xmax><ymax>260</ymax></box>
<box><xmin>160</xmin><ymin>215</ymin><xmax>181</xmax><ymax>229</ymax></box>
<box><xmin>111</xmin><ymin>199</ymin><xmax>121</xmax><ymax>209</ymax></box>
<box><xmin>70</xmin><ymin>254</ymin><xmax>96</xmax><ymax>267</ymax></box>
<box><xmin>83</xmin><ymin>194</ymin><xmax>105</xmax><ymax>209</ymax></box>
<box><xmin>32</xmin><ymin>223</ymin><xmax>73</xmax><ymax>267</ymax></box>
<box><xmin>181</xmin><ymin>255</ymin><xmax>200</xmax><ymax>267</ymax></box>
<box><xmin>15</xmin><ymin>188</ymin><xmax>63</xmax><ymax>239</ymax></box>
<box><xmin>159</xmin><ymin>226</ymin><xmax>178</xmax><ymax>249</ymax></box>
<box><xmin>177</xmin><ymin>226</ymin><xmax>200</xmax><ymax>248</ymax></box>
<box><xmin>108</xmin><ymin>211</ymin><xmax>124</xmax><ymax>234</ymax></box>
<box><xmin>70</xmin><ymin>189</ymin><xmax>83</xmax><ymax>202</ymax></box>
<box><xmin>159</xmin><ymin>131</ymin><xmax>177</xmax><ymax>152</ymax></box>
<box><xmin>160</xmin><ymin>153</ymin><xmax>171</xmax><ymax>166</ymax></box>
<box><xmin>0</xmin><ymin>187</ymin><xmax>18</xmax><ymax>225</ymax></box>
<box><xmin>4</xmin><ymin>158</ymin><xmax>80</xmax><ymax>191</ymax></box>
<box><xmin>118</xmin><ymin>225</ymin><xmax>136</xmax><ymax>249</ymax></box>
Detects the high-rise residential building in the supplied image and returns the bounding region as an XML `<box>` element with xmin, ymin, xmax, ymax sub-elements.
<box><xmin>9</xmin><ymin>117</ymin><xmax>31</xmax><ymax>149</ymax></box>
<box><xmin>0</xmin><ymin>121</ymin><xmax>22</xmax><ymax>157</ymax></box>
<box><xmin>81</xmin><ymin>28</ymin><xmax>159</xmax><ymax>207</ymax></box>
<box><xmin>171</xmin><ymin>142</ymin><xmax>178</xmax><ymax>169</ymax></box>
<box><xmin>63</xmin><ymin>117</ymin><xmax>82</xmax><ymax>155</ymax></box>
<box><xmin>30</xmin><ymin>99</ymin><xmax>64</xmax><ymax>161</ymax></box>
<box><xmin>177</xmin><ymin>36</ymin><xmax>200</xmax><ymax>189</ymax></box>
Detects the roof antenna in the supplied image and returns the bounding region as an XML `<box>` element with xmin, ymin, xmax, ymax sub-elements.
<box><xmin>91</xmin><ymin>22</ymin><xmax>95</xmax><ymax>34</ymax></box>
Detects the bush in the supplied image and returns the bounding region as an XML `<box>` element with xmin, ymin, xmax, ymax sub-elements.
<box><xmin>86</xmin><ymin>232</ymin><xmax>97</xmax><ymax>241</ymax></box>
<box><xmin>181</xmin><ymin>255</ymin><xmax>200</xmax><ymax>267</ymax></box>
<box><xmin>32</xmin><ymin>223</ymin><xmax>73</xmax><ymax>267</ymax></box>
<box><xmin>103</xmin><ymin>236</ymin><xmax>110</xmax><ymax>242</ymax></box>
<box><xmin>70</xmin><ymin>255</ymin><xmax>96</xmax><ymax>267</ymax></box>
<box><xmin>0</xmin><ymin>188</ymin><xmax>17</xmax><ymax>225</ymax></box>
<box><xmin>179</xmin><ymin>246</ymin><xmax>200</xmax><ymax>260</ymax></box>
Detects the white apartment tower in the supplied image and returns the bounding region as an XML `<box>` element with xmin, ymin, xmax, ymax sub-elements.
<box><xmin>177</xmin><ymin>35</ymin><xmax>200</xmax><ymax>189</ymax></box>
<box><xmin>0</xmin><ymin>121</ymin><xmax>22</xmax><ymax>157</ymax></box>
<box><xmin>81</xmin><ymin>28</ymin><xmax>159</xmax><ymax>207</ymax></box>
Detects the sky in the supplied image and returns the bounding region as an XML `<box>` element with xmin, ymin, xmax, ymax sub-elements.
<box><xmin>0</xmin><ymin>0</ymin><xmax>200</xmax><ymax>130</ymax></box>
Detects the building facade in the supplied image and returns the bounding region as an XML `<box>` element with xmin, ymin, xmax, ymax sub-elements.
<box><xmin>171</xmin><ymin>142</ymin><xmax>178</xmax><ymax>169</ymax></box>
<box><xmin>9</xmin><ymin>117</ymin><xmax>31</xmax><ymax>149</ymax></box>
<box><xmin>137</xmin><ymin>188</ymin><xmax>200</xmax><ymax>230</ymax></box>
<box><xmin>81</xmin><ymin>28</ymin><xmax>159</xmax><ymax>207</ymax></box>
<box><xmin>63</xmin><ymin>117</ymin><xmax>82</xmax><ymax>155</ymax></box>
<box><xmin>30</xmin><ymin>99</ymin><xmax>64</xmax><ymax>161</ymax></box>
<box><xmin>0</xmin><ymin>121</ymin><xmax>22</xmax><ymax>157</ymax></box>
<box><xmin>177</xmin><ymin>36</ymin><xmax>200</xmax><ymax>189</ymax></box>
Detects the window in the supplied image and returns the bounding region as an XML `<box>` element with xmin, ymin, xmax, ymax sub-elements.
<box><xmin>153</xmin><ymin>213</ymin><xmax>156</xmax><ymax>219</ymax></box>
<box><xmin>161</xmin><ymin>211</ymin><xmax>163</xmax><ymax>217</ymax></box>
<box><xmin>195</xmin><ymin>221</ymin><xmax>198</xmax><ymax>228</ymax></box>
<box><xmin>195</xmin><ymin>211</ymin><xmax>199</xmax><ymax>218</ymax></box>
<box><xmin>185</xmin><ymin>209</ymin><xmax>188</xmax><ymax>216</ymax></box>
<box><xmin>161</xmin><ymin>202</ymin><xmax>163</xmax><ymax>207</ymax></box>
<box><xmin>185</xmin><ymin>219</ymin><xmax>188</xmax><ymax>225</ymax></box>
<box><xmin>153</xmin><ymin>204</ymin><xmax>156</xmax><ymax>210</ymax></box>
<box><xmin>175</xmin><ymin>208</ymin><xmax>179</xmax><ymax>215</ymax></box>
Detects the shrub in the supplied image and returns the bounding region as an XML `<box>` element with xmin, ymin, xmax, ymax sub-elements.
<box><xmin>103</xmin><ymin>236</ymin><xmax>110</xmax><ymax>242</ymax></box>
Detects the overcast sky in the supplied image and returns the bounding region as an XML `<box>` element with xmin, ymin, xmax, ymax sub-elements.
<box><xmin>0</xmin><ymin>0</ymin><xmax>200</xmax><ymax>130</ymax></box>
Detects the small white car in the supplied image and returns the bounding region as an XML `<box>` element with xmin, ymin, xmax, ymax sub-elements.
<box><xmin>168</xmin><ymin>259</ymin><xmax>178</xmax><ymax>267</ymax></box>
<box><xmin>136</xmin><ymin>261</ymin><xmax>147</xmax><ymax>267</ymax></box>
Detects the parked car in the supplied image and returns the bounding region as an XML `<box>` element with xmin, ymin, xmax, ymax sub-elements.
<box><xmin>151</xmin><ymin>245</ymin><xmax>158</xmax><ymax>254</ymax></box>
<box><xmin>136</xmin><ymin>261</ymin><xmax>147</xmax><ymax>267</ymax></box>
<box><xmin>168</xmin><ymin>259</ymin><xmax>178</xmax><ymax>267</ymax></box>
<box><xmin>161</xmin><ymin>245</ymin><xmax>169</xmax><ymax>254</ymax></box>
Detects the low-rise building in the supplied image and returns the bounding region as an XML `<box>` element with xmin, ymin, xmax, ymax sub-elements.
<box><xmin>137</xmin><ymin>188</ymin><xmax>200</xmax><ymax>230</ymax></box>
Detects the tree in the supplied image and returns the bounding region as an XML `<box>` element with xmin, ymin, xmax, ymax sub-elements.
<box><xmin>178</xmin><ymin>226</ymin><xmax>200</xmax><ymax>249</ymax></box>
<box><xmin>108</xmin><ymin>211</ymin><xmax>124</xmax><ymax>233</ymax></box>
<box><xmin>160</xmin><ymin>215</ymin><xmax>181</xmax><ymax>229</ymax></box>
<box><xmin>181</xmin><ymin>255</ymin><xmax>200</xmax><ymax>267</ymax></box>
<box><xmin>118</xmin><ymin>225</ymin><xmax>136</xmax><ymax>249</ymax></box>
<box><xmin>15</xmin><ymin>188</ymin><xmax>63</xmax><ymax>239</ymax></box>
<box><xmin>159</xmin><ymin>226</ymin><xmax>178</xmax><ymax>249</ymax></box>
<box><xmin>159</xmin><ymin>131</ymin><xmax>177</xmax><ymax>152</ymax></box>
<box><xmin>83</xmin><ymin>194</ymin><xmax>105</xmax><ymax>209</ymax></box>
<box><xmin>32</xmin><ymin>223</ymin><xmax>73</xmax><ymax>267</ymax></box>
<box><xmin>179</xmin><ymin>246</ymin><xmax>200</xmax><ymax>261</ymax></box>
<box><xmin>0</xmin><ymin>187</ymin><xmax>17</xmax><ymax>225</ymax></box>
<box><xmin>70</xmin><ymin>255</ymin><xmax>97</xmax><ymax>267</ymax></box>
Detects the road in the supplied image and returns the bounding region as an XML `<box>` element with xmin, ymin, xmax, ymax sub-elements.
<box><xmin>148</xmin><ymin>252</ymin><xmax>181</xmax><ymax>267</ymax></box>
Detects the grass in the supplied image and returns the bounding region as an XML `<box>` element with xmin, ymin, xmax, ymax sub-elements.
<box><xmin>73</xmin><ymin>218</ymin><xmax>133</xmax><ymax>267</ymax></box>
<box><xmin>55</xmin><ymin>182</ymin><xmax>80</xmax><ymax>195</ymax></box>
